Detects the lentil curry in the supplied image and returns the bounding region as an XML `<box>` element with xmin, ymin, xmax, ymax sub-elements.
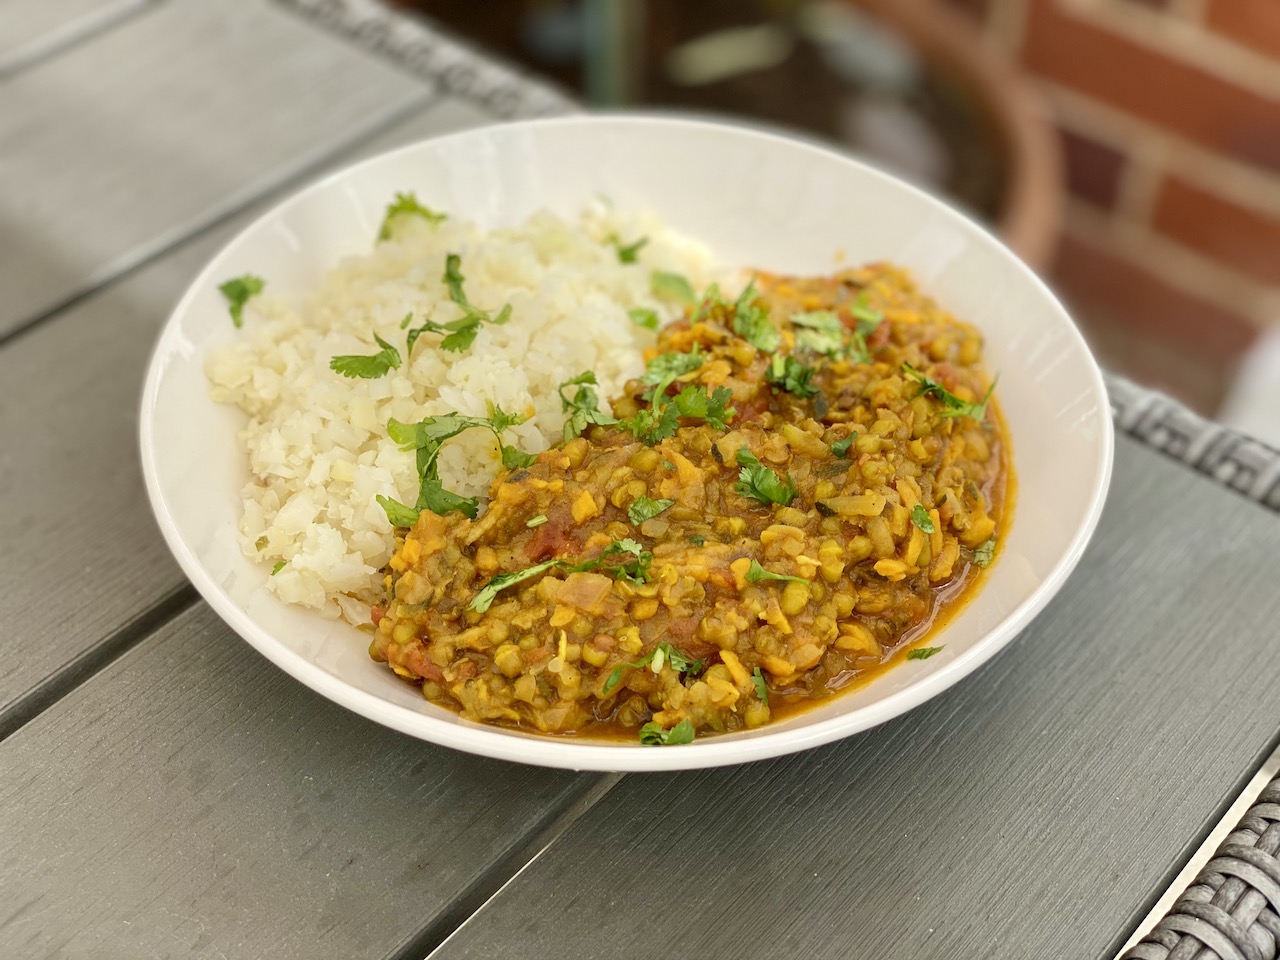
<box><xmin>370</xmin><ymin>264</ymin><xmax>1009</xmax><ymax>745</ymax></box>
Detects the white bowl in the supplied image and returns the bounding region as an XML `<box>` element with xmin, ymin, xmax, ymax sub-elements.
<box><xmin>140</xmin><ymin>114</ymin><xmax>1112</xmax><ymax>772</ymax></box>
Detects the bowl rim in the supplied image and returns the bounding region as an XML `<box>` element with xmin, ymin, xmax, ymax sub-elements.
<box><xmin>139</xmin><ymin>111</ymin><xmax>1114</xmax><ymax>772</ymax></box>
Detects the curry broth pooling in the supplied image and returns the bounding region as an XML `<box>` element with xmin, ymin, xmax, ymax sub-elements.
<box><xmin>370</xmin><ymin>265</ymin><xmax>1008</xmax><ymax>741</ymax></box>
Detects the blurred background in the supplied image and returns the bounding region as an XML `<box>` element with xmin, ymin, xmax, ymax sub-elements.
<box><xmin>395</xmin><ymin>0</ymin><xmax>1279</xmax><ymax>434</ymax></box>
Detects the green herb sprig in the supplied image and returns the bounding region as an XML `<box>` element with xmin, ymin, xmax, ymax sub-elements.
<box><xmin>219</xmin><ymin>274</ymin><xmax>265</xmax><ymax>328</ymax></box>
<box><xmin>627</xmin><ymin>495</ymin><xmax>674</xmax><ymax>526</ymax></box>
<box><xmin>377</xmin><ymin>192</ymin><xmax>446</xmax><ymax>241</ymax></box>
<box><xmin>377</xmin><ymin>404</ymin><xmax>533</xmax><ymax>526</ymax></box>
<box><xmin>903</xmin><ymin>363</ymin><xmax>997</xmax><ymax>421</ymax></box>
<box><xmin>639</xmin><ymin>717</ymin><xmax>695</xmax><ymax>746</ymax></box>
<box><xmin>734</xmin><ymin>449</ymin><xmax>797</xmax><ymax>507</ymax></box>
<box><xmin>910</xmin><ymin>503</ymin><xmax>936</xmax><ymax>535</ymax></box>
<box><xmin>330</xmin><ymin>333</ymin><xmax>402</xmax><ymax>379</ymax></box>
<box><xmin>744</xmin><ymin>559</ymin><xmax>809</xmax><ymax>586</ymax></box>
<box><xmin>558</xmin><ymin>371</ymin><xmax>619</xmax><ymax>443</ymax></box>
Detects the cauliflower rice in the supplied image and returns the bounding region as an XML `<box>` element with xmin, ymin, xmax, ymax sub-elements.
<box><xmin>206</xmin><ymin>202</ymin><xmax>716</xmax><ymax>623</ymax></box>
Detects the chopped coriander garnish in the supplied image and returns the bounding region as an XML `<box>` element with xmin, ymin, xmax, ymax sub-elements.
<box><xmin>651</xmin><ymin>270</ymin><xmax>696</xmax><ymax>304</ymax></box>
<box><xmin>379</xmin><ymin>404</ymin><xmax>531</xmax><ymax>526</ymax></box>
<box><xmin>907</xmin><ymin>646</ymin><xmax>943</xmax><ymax>660</ymax></box>
<box><xmin>766</xmin><ymin>354</ymin><xmax>820</xmax><ymax>398</ymax></box>
<box><xmin>734</xmin><ymin>449</ymin><xmax>797</xmax><ymax>507</ymax></box>
<box><xmin>619</xmin><ymin>384</ymin><xmax>735</xmax><ymax>444</ymax></box>
<box><xmin>627</xmin><ymin>495</ymin><xmax>674</xmax><ymax>526</ymax></box>
<box><xmin>688</xmin><ymin>535</ymin><xmax>706</xmax><ymax>547</ymax></box>
<box><xmin>377</xmin><ymin>191</ymin><xmax>446</xmax><ymax>241</ymax></box>
<box><xmin>974</xmin><ymin>538</ymin><xmax>996</xmax><ymax>568</ymax></box>
<box><xmin>628</xmin><ymin>307</ymin><xmax>660</xmax><ymax>331</ymax></box>
<box><xmin>330</xmin><ymin>333</ymin><xmax>402</xmax><ymax>379</ymax></box>
<box><xmin>566</xmin><ymin>538</ymin><xmax>652</xmax><ymax>585</ymax></box>
<box><xmin>526</xmin><ymin>514</ymin><xmax>548</xmax><ymax>528</ymax></box>
<box><xmin>910</xmin><ymin>503</ymin><xmax>936</xmax><ymax>535</ymax></box>
<box><xmin>603</xmin><ymin>641</ymin><xmax>704</xmax><ymax>695</ymax></box>
<box><xmin>903</xmin><ymin>363</ymin><xmax>998</xmax><ymax>421</ymax></box>
<box><xmin>501</xmin><ymin>444</ymin><xmax>537</xmax><ymax>469</ymax></box>
<box><xmin>609</xmin><ymin>234</ymin><xmax>649</xmax><ymax>263</ymax></box>
<box><xmin>831</xmin><ymin>434</ymin><xmax>856</xmax><ymax>458</ymax></box>
<box><xmin>620</xmin><ymin>349</ymin><xmax>733</xmax><ymax>444</ymax></box>
<box><xmin>791</xmin><ymin>310</ymin><xmax>844</xmax><ymax>357</ymax></box>
<box><xmin>846</xmin><ymin>296</ymin><xmax>883</xmax><ymax>364</ymax></box>
<box><xmin>639</xmin><ymin>347</ymin><xmax>704</xmax><ymax>388</ymax></box>
<box><xmin>744</xmin><ymin>559</ymin><xmax>809</xmax><ymax>586</ymax></box>
<box><xmin>639</xmin><ymin>717</ymin><xmax>695</xmax><ymax>746</ymax></box>
<box><xmin>376</xmin><ymin>494</ymin><xmax>422</xmax><ymax>528</ymax></box>
<box><xmin>219</xmin><ymin>274</ymin><xmax>265</xmax><ymax>328</ymax></box>
<box><xmin>731</xmin><ymin>281</ymin><xmax>780</xmax><ymax>353</ymax></box>
<box><xmin>662</xmin><ymin>460</ymin><xmax>675</xmax><ymax>471</ymax></box>
<box><xmin>403</xmin><ymin>255</ymin><xmax>513</xmax><ymax>355</ymax></box>
<box><xmin>471</xmin><ymin>539</ymin><xmax>656</xmax><ymax>614</ymax></box>
<box><xmin>558</xmin><ymin>371</ymin><xmax>619</xmax><ymax>443</ymax></box>
<box><xmin>469</xmin><ymin>558</ymin><xmax>562</xmax><ymax>613</ymax></box>
<box><xmin>851</xmin><ymin>293</ymin><xmax>883</xmax><ymax>330</ymax></box>
<box><xmin>271</xmin><ymin>561</ymin><xmax>286</xmax><ymax>576</ymax></box>
<box><xmin>752</xmin><ymin>666</ymin><xmax>768</xmax><ymax>703</ymax></box>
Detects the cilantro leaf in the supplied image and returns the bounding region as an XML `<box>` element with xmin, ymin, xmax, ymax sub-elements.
<box><xmin>906</xmin><ymin>646</ymin><xmax>943</xmax><ymax>660</ymax></box>
<box><xmin>603</xmin><ymin>641</ymin><xmax>704</xmax><ymax>695</ymax></box>
<box><xmin>831</xmin><ymin>434</ymin><xmax>856</xmax><ymax>458</ymax></box>
<box><xmin>609</xmin><ymin>234</ymin><xmax>649</xmax><ymax>263</ymax></box>
<box><xmin>910</xmin><ymin>503</ymin><xmax>936</xmax><ymax>535</ymax></box>
<box><xmin>791</xmin><ymin>310</ymin><xmax>844</xmax><ymax>357</ymax></box>
<box><xmin>852</xmin><ymin>293</ymin><xmax>883</xmax><ymax>330</ymax></box>
<box><xmin>903</xmin><ymin>363</ymin><xmax>998</xmax><ymax>421</ymax></box>
<box><xmin>526</xmin><ymin>514</ymin><xmax>549</xmax><ymax>528</ymax></box>
<box><xmin>501</xmin><ymin>444</ymin><xmax>537</xmax><ymax>469</ymax></box>
<box><xmin>416</xmin><ymin>478</ymin><xmax>479</xmax><ymax>520</ymax></box>
<box><xmin>271</xmin><ymin>561</ymin><xmax>286</xmax><ymax>576</ymax></box>
<box><xmin>688</xmin><ymin>535</ymin><xmax>706</xmax><ymax>546</ymax></box>
<box><xmin>767</xmin><ymin>354</ymin><xmax>820</xmax><ymax>398</ymax></box>
<box><xmin>558</xmin><ymin>371</ymin><xmax>618</xmax><ymax>443</ymax></box>
<box><xmin>385</xmin><ymin>406</ymin><xmax>528</xmax><ymax>522</ymax></box>
<box><xmin>627</xmin><ymin>495</ymin><xmax>674</xmax><ymax>525</ymax></box>
<box><xmin>411</xmin><ymin>253</ymin><xmax>513</xmax><ymax>354</ymax></box>
<box><xmin>378</xmin><ymin>191</ymin><xmax>446</xmax><ymax>241</ymax></box>
<box><xmin>566</xmin><ymin>538</ymin><xmax>652</xmax><ymax>585</ymax></box>
<box><xmin>731</xmin><ymin>282</ymin><xmax>780</xmax><ymax>353</ymax></box>
<box><xmin>639</xmin><ymin>348</ymin><xmax>704</xmax><ymax>388</ymax></box>
<box><xmin>752</xmin><ymin>666</ymin><xmax>768</xmax><ymax>703</ymax></box>
<box><xmin>219</xmin><ymin>274</ymin><xmax>265</xmax><ymax>328</ymax></box>
<box><xmin>376</xmin><ymin>494</ymin><xmax>421</xmax><ymax>528</ymax></box>
<box><xmin>734</xmin><ymin>449</ymin><xmax>797</xmax><ymax>507</ymax></box>
<box><xmin>330</xmin><ymin>333</ymin><xmax>402</xmax><ymax>379</ymax></box>
<box><xmin>744</xmin><ymin>559</ymin><xmax>810</xmax><ymax>586</ymax></box>
<box><xmin>469</xmin><ymin>558</ymin><xmax>562</xmax><ymax>613</ymax></box>
<box><xmin>628</xmin><ymin>307</ymin><xmax>660</xmax><ymax>331</ymax></box>
<box><xmin>620</xmin><ymin>349</ymin><xmax>731</xmax><ymax>444</ymax></box>
<box><xmin>639</xmin><ymin>717</ymin><xmax>695</xmax><ymax>746</ymax></box>
<box><xmin>974</xmin><ymin>538</ymin><xmax>996</xmax><ymax>568</ymax></box>
<box><xmin>669</xmin><ymin>385</ymin><xmax>735</xmax><ymax>429</ymax></box>
<box><xmin>651</xmin><ymin>270</ymin><xmax>696</xmax><ymax>304</ymax></box>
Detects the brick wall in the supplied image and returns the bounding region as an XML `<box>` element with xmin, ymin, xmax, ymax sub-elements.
<box><xmin>947</xmin><ymin>0</ymin><xmax>1280</xmax><ymax>413</ymax></box>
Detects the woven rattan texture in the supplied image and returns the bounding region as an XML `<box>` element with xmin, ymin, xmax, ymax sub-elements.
<box><xmin>1124</xmin><ymin>781</ymin><xmax>1280</xmax><ymax>960</ymax></box>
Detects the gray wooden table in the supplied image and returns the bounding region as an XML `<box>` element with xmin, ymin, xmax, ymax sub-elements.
<box><xmin>3</xmin><ymin>3</ymin><xmax>1279</xmax><ymax>959</ymax></box>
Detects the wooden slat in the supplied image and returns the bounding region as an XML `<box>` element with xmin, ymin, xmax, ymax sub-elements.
<box><xmin>429</xmin><ymin>439</ymin><xmax>1280</xmax><ymax>960</ymax></box>
<box><xmin>0</xmin><ymin>0</ymin><xmax>151</xmax><ymax>77</ymax></box>
<box><xmin>0</xmin><ymin>603</ymin><xmax>604</xmax><ymax>960</ymax></box>
<box><xmin>0</xmin><ymin>97</ymin><xmax>501</xmax><ymax>731</ymax></box>
<box><xmin>0</xmin><ymin>0</ymin><xmax>431</xmax><ymax>339</ymax></box>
